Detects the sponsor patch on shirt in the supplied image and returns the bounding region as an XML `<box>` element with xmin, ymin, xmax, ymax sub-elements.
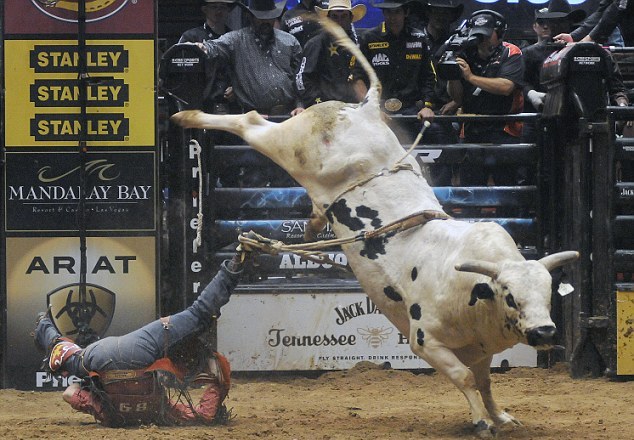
<box><xmin>406</xmin><ymin>41</ymin><xmax>423</xmax><ymax>49</ymax></box>
<box><xmin>369</xmin><ymin>42</ymin><xmax>389</xmax><ymax>49</ymax></box>
<box><xmin>406</xmin><ymin>53</ymin><xmax>422</xmax><ymax>60</ymax></box>
<box><xmin>371</xmin><ymin>53</ymin><xmax>390</xmax><ymax>66</ymax></box>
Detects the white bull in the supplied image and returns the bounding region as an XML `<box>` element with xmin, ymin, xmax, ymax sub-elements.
<box><xmin>171</xmin><ymin>18</ymin><xmax>578</xmax><ymax>438</ymax></box>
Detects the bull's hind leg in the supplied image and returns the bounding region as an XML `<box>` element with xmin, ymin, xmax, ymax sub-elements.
<box><xmin>471</xmin><ymin>356</ymin><xmax>522</xmax><ymax>429</ymax></box>
<box><xmin>408</xmin><ymin>327</ymin><xmax>496</xmax><ymax>438</ymax></box>
<box><xmin>170</xmin><ymin>110</ymin><xmax>274</xmax><ymax>140</ymax></box>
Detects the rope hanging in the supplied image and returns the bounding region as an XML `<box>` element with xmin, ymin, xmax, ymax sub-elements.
<box><xmin>238</xmin><ymin>210</ymin><xmax>450</xmax><ymax>269</ymax></box>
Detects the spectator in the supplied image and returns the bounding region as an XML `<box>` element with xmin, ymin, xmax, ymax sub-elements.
<box><xmin>555</xmin><ymin>0</ymin><xmax>633</xmax><ymax>45</ymax></box>
<box><xmin>525</xmin><ymin>0</ymin><xmax>629</xmax><ymax>139</ymax></box>
<box><xmin>33</xmin><ymin>250</ymin><xmax>251</xmax><ymax>426</ymax></box>
<box><xmin>357</xmin><ymin>0</ymin><xmax>436</xmax><ymax>121</ymax></box>
<box><xmin>296</xmin><ymin>0</ymin><xmax>367</xmax><ymax>107</ymax></box>
<box><xmin>419</xmin><ymin>1</ymin><xmax>465</xmax><ymax>120</ymax></box>
<box><xmin>420</xmin><ymin>0</ymin><xmax>463</xmax><ymax>63</ymax></box>
<box><xmin>198</xmin><ymin>0</ymin><xmax>305</xmax><ymax>116</ymax></box>
<box><xmin>354</xmin><ymin>0</ymin><xmax>458</xmax><ymax>185</ymax></box>
<box><xmin>522</xmin><ymin>0</ymin><xmax>586</xmax><ymax>142</ymax></box>
<box><xmin>179</xmin><ymin>0</ymin><xmax>238</xmax><ymax>43</ymax></box>
<box><xmin>417</xmin><ymin>0</ymin><xmax>466</xmax><ymax>185</ymax></box>
<box><xmin>179</xmin><ymin>0</ymin><xmax>240</xmax><ymax>114</ymax></box>
<box><xmin>280</xmin><ymin>0</ymin><xmax>324</xmax><ymax>47</ymax></box>
<box><xmin>447</xmin><ymin>9</ymin><xmax>525</xmax><ymax>185</ymax></box>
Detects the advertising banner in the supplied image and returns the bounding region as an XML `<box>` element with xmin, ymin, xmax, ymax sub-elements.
<box><xmin>4</xmin><ymin>150</ymin><xmax>156</xmax><ymax>232</ymax></box>
<box><xmin>5</xmin><ymin>236</ymin><xmax>157</xmax><ymax>389</ymax></box>
<box><xmin>218</xmin><ymin>292</ymin><xmax>537</xmax><ymax>371</ymax></box>
<box><xmin>617</xmin><ymin>290</ymin><xmax>634</xmax><ymax>375</ymax></box>
<box><xmin>2</xmin><ymin>1</ymin><xmax>158</xmax><ymax>389</ymax></box>
<box><xmin>4</xmin><ymin>39</ymin><xmax>155</xmax><ymax>147</ymax></box>
<box><xmin>3</xmin><ymin>0</ymin><xmax>154</xmax><ymax>35</ymax></box>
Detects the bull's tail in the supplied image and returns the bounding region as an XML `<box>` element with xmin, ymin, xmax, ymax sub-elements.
<box><xmin>317</xmin><ymin>17</ymin><xmax>381</xmax><ymax>109</ymax></box>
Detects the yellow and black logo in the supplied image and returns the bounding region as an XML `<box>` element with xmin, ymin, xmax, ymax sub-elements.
<box><xmin>47</xmin><ymin>282</ymin><xmax>116</xmax><ymax>340</ymax></box>
<box><xmin>31</xmin><ymin>0</ymin><xmax>129</xmax><ymax>23</ymax></box>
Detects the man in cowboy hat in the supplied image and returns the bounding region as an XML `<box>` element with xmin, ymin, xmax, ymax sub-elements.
<box><xmin>525</xmin><ymin>0</ymin><xmax>628</xmax><ymax>141</ymax></box>
<box><xmin>522</xmin><ymin>0</ymin><xmax>587</xmax><ymax>141</ymax></box>
<box><xmin>295</xmin><ymin>0</ymin><xmax>367</xmax><ymax>107</ymax></box>
<box><xmin>355</xmin><ymin>0</ymin><xmax>436</xmax><ymax>120</ymax></box>
<box><xmin>179</xmin><ymin>0</ymin><xmax>240</xmax><ymax>114</ymax></box>
<box><xmin>197</xmin><ymin>0</ymin><xmax>305</xmax><ymax>116</ymax></box>
<box><xmin>179</xmin><ymin>0</ymin><xmax>239</xmax><ymax>43</ymax></box>
<box><xmin>555</xmin><ymin>0</ymin><xmax>632</xmax><ymax>45</ymax></box>
<box><xmin>419</xmin><ymin>0</ymin><xmax>463</xmax><ymax>60</ymax></box>
<box><xmin>280</xmin><ymin>0</ymin><xmax>325</xmax><ymax>47</ymax></box>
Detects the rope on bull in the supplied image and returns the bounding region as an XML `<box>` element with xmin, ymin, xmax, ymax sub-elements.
<box><xmin>238</xmin><ymin>230</ymin><xmax>362</xmax><ymax>269</ymax></box>
<box><xmin>396</xmin><ymin>120</ymin><xmax>431</xmax><ymax>164</ymax></box>
<box><xmin>238</xmin><ymin>209</ymin><xmax>451</xmax><ymax>269</ymax></box>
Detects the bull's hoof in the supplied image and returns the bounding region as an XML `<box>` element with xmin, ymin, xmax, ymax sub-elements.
<box><xmin>494</xmin><ymin>411</ymin><xmax>522</xmax><ymax>428</ymax></box>
<box><xmin>474</xmin><ymin>419</ymin><xmax>497</xmax><ymax>438</ymax></box>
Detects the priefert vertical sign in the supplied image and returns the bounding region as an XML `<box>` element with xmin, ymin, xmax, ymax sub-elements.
<box><xmin>2</xmin><ymin>0</ymin><xmax>158</xmax><ymax>389</ymax></box>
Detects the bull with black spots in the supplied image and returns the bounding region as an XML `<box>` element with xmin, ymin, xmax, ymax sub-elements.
<box><xmin>171</xmin><ymin>16</ymin><xmax>578</xmax><ymax>439</ymax></box>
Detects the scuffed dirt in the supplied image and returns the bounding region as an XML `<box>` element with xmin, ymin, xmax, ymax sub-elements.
<box><xmin>1</xmin><ymin>362</ymin><xmax>633</xmax><ymax>439</ymax></box>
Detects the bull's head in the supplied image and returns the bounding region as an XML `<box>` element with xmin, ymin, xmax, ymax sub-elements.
<box><xmin>455</xmin><ymin>251</ymin><xmax>579</xmax><ymax>349</ymax></box>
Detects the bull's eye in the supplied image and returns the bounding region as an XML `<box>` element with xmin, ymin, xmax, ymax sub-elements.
<box><xmin>505</xmin><ymin>294</ymin><xmax>519</xmax><ymax>310</ymax></box>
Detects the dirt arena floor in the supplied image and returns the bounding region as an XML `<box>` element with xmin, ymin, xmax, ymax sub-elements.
<box><xmin>1</xmin><ymin>362</ymin><xmax>633</xmax><ymax>440</ymax></box>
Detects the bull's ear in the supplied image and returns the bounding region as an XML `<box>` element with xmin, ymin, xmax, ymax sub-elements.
<box><xmin>468</xmin><ymin>283</ymin><xmax>495</xmax><ymax>306</ymax></box>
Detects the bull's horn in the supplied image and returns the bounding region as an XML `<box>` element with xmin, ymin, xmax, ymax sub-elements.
<box><xmin>538</xmin><ymin>251</ymin><xmax>580</xmax><ymax>272</ymax></box>
<box><xmin>454</xmin><ymin>261</ymin><xmax>499</xmax><ymax>279</ymax></box>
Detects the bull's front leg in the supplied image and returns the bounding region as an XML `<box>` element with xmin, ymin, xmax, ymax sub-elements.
<box><xmin>470</xmin><ymin>356</ymin><xmax>522</xmax><ymax>429</ymax></box>
<box><xmin>408</xmin><ymin>327</ymin><xmax>496</xmax><ymax>438</ymax></box>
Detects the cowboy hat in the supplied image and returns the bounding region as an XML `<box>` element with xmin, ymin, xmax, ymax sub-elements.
<box><xmin>534</xmin><ymin>0</ymin><xmax>586</xmax><ymax>23</ymax></box>
<box><xmin>315</xmin><ymin>0</ymin><xmax>367</xmax><ymax>22</ymax></box>
<box><xmin>201</xmin><ymin>0</ymin><xmax>239</xmax><ymax>10</ymax></box>
<box><xmin>422</xmin><ymin>0</ymin><xmax>464</xmax><ymax>23</ymax></box>
<box><xmin>242</xmin><ymin>0</ymin><xmax>287</xmax><ymax>20</ymax></box>
<box><xmin>372</xmin><ymin>0</ymin><xmax>417</xmax><ymax>10</ymax></box>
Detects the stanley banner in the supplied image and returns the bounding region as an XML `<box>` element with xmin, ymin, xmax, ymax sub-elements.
<box><xmin>4</xmin><ymin>39</ymin><xmax>154</xmax><ymax>147</ymax></box>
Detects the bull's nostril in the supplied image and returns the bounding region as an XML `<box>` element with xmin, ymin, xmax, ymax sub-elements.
<box><xmin>526</xmin><ymin>325</ymin><xmax>557</xmax><ymax>346</ymax></box>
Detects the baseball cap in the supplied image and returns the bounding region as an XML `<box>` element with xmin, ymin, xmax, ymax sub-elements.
<box><xmin>468</xmin><ymin>11</ymin><xmax>501</xmax><ymax>38</ymax></box>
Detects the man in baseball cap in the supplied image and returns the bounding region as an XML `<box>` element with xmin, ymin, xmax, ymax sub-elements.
<box><xmin>467</xmin><ymin>10</ymin><xmax>506</xmax><ymax>40</ymax></box>
<box><xmin>447</xmin><ymin>9</ymin><xmax>526</xmax><ymax>185</ymax></box>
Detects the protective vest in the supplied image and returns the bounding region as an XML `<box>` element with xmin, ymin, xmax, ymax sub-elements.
<box><xmin>89</xmin><ymin>353</ymin><xmax>231</xmax><ymax>426</ymax></box>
